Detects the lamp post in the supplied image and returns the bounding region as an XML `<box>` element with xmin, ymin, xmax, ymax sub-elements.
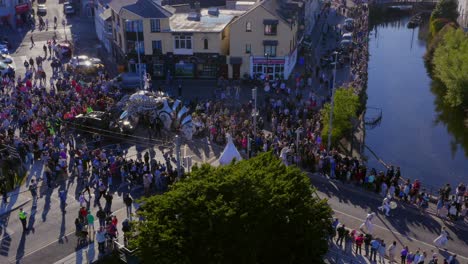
<box><xmin>295</xmin><ymin>126</ymin><xmax>304</xmax><ymax>165</ymax></box>
<box><xmin>62</xmin><ymin>19</ymin><xmax>66</xmax><ymax>40</ymax></box>
<box><xmin>327</xmin><ymin>51</ymin><xmax>339</xmax><ymax>153</ymax></box>
<box><xmin>126</xmin><ymin>19</ymin><xmax>143</xmax><ymax>90</ymax></box>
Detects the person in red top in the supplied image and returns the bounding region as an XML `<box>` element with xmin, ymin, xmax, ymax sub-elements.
<box><xmin>79</xmin><ymin>206</ymin><xmax>87</xmax><ymax>222</ymax></box>
<box><xmin>355</xmin><ymin>233</ymin><xmax>364</xmax><ymax>255</ymax></box>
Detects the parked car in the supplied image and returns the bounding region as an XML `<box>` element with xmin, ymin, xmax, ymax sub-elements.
<box><xmin>36</xmin><ymin>4</ymin><xmax>47</xmax><ymax>16</ymax></box>
<box><xmin>70</xmin><ymin>55</ymin><xmax>89</xmax><ymax>67</ymax></box>
<box><xmin>0</xmin><ymin>61</ymin><xmax>14</xmax><ymax>76</ymax></box>
<box><xmin>64</xmin><ymin>2</ymin><xmax>75</xmax><ymax>15</ymax></box>
<box><xmin>56</xmin><ymin>41</ymin><xmax>73</xmax><ymax>58</ymax></box>
<box><xmin>0</xmin><ymin>54</ymin><xmax>13</xmax><ymax>64</ymax></box>
<box><xmin>111</xmin><ymin>72</ymin><xmax>142</xmax><ymax>91</ymax></box>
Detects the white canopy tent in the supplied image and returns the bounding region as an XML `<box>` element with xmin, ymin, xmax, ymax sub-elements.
<box><xmin>218</xmin><ymin>134</ymin><xmax>243</xmax><ymax>165</ymax></box>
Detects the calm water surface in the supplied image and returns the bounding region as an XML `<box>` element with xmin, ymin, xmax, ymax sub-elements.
<box><xmin>364</xmin><ymin>17</ymin><xmax>468</xmax><ymax>189</ymax></box>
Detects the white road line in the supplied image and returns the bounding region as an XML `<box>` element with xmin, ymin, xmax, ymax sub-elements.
<box><xmin>332</xmin><ymin>208</ymin><xmax>468</xmax><ymax>261</ymax></box>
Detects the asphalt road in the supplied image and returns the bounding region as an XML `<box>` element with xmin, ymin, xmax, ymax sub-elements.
<box><xmin>310</xmin><ymin>174</ymin><xmax>468</xmax><ymax>263</ymax></box>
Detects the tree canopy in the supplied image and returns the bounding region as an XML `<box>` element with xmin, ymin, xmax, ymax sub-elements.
<box><xmin>130</xmin><ymin>152</ymin><xmax>333</xmax><ymax>264</ymax></box>
<box><xmin>320</xmin><ymin>88</ymin><xmax>360</xmax><ymax>145</ymax></box>
<box><xmin>430</xmin><ymin>0</ymin><xmax>459</xmax><ymax>22</ymax></box>
<box><xmin>432</xmin><ymin>28</ymin><xmax>468</xmax><ymax>108</ymax></box>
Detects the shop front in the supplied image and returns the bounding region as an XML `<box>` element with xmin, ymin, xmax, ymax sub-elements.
<box><xmin>15</xmin><ymin>2</ymin><xmax>31</xmax><ymax>28</ymax></box>
<box><xmin>251</xmin><ymin>57</ymin><xmax>285</xmax><ymax>81</ymax></box>
<box><xmin>163</xmin><ymin>53</ymin><xmax>227</xmax><ymax>79</ymax></box>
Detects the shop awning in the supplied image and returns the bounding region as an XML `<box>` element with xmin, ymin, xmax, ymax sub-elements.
<box><xmin>99</xmin><ymin>8</ymin><xmax>112</xmax><ymax>21</ymax></box>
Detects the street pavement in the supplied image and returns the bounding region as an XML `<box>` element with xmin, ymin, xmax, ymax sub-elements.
<box><xmin>312</xmin><ymin>173</ymin><xmax>468</xmax><ymax>263</ymax></box>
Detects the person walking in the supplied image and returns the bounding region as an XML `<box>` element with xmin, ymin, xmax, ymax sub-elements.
<box><xmin>123</xmin><ymin>193</ymin><xmax>133</xmax><ymax>219</ymax></box>
<box><xmin>364</xmin><ymin>233</ymin><xmax>372</xmax><ymax>257</ymax></box>
<box><xmin>43</xmin><ymin>44</ymin><xmax>47</xmax><ymax>58</ymax></box>
<box><xmin>336</xmin><ymin>224</ymin><xmax>346</xmax><ymax>247</ymax></box>
<box><xmin>96</xmin><ymin>227</ymin><xmax>106</xmax><ymax>254</ymax></box>
<box><xmin>378</xmin><ymin>240</ymin><xmax>387</xmax><ymax>264</ymax></box>
<box><xmin>417</xmin><ymin>251</ymin><xmax>427</xmax><ymax>264</ymax></box>
<box><xmin>59</xmin><ymin>189</ymin><xmax>67</xmax><ymax>212</ymax></box>
<box><xmin>370</xmin><ymin>238</ymin><xmax>380</xmax><ymax>262</ymax></box>
<box><xmin>29</xmin><ymin>57</ymin><xmax>34</xmax><ymax>70</ymax></box>
<box><xmin>433</xmin><ymin>226</ymin><xmax>449</xmax><ymax>248</ymax></box>
<box><xmin>104</xmin><ymin>192</ymin><xmax>113</xmax><ymax>215</ymax></box>
<box><xmin>401</xmin><ymin>245</ymin><xmax>409</xmax><ymax>264</ymax></box>
<box><xmin>388</xmin><ymin>241</ymin><xmax>397</xmax><ymax>263</ymax></box>
<box><xmin>29</xmin><ymin>179</ymin><xmax>38</xmax><ymax>201</ymax></box>
<box><xmin>344</xmin><ymin>230</ymin><xmax>353</xmax><ymax>255</ymax></box>
<box><xmin>360</xmin><ymin>212</ymin><xmax>375</xmax><ymax>235</ymax></box>
<box><xmin>355</xmin><ymin>233</ymin><xmax>364</xmax><ymax>255</ymax></box>
<box><xmin>87</xmin><ymin>211</ymin><xmax>95</xmax><ymax>240</ymax></box>
<box><xmin>19</xmin><ymin>208</ymin><xmax>28</xmax><ymax>232</ymax></box>
<box><xmin>96</xmin><ymin>207</ymin><xmax>106</xmax><ymax>227</ymax></box>
<box><xmin>30</xmin><ymin>35</ymin><xmax>35</xmax><ymax>47</ymax></box>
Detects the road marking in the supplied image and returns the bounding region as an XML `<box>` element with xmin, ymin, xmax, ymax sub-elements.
<box><xmin>332</xmin><ymin>208</ymin><xmax>468</xmax><ymax>261</ymax></box>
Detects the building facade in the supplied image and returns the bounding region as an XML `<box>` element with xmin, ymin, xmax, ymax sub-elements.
<box><xmin>103</xmin><ymin>0</ymin><xmax>300</xmax><ymax>80</ymax></box>
<box><xmin>0</xmin><ymin>0</ymin><xmax>31</xmax><ymax>29</ymax></box>
<box><xmin>458</xmin><ymin>0</ymin><xmax>468</xmax><ymax>30</ymax></box>
<box><xmin>227</xmin><ymin>0</ymin><xmax>299</xmax><ymax>80</ymax></box>
<box><xmin>94</xmin><ymin>0</ymin><xmax>113</xmax><ymax>53</ymax></box>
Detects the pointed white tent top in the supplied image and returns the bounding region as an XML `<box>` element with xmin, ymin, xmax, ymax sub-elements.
<box><xmin>218</xmin><ymin>134</ymin><xmax>243</xmax><ymax>165</ymax></box>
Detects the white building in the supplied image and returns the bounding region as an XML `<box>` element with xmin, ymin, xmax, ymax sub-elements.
<box><xmin>94</xmin><ymin>0</ymin><xmax>112</xmax><ymax>53</ymax></box>
<box><xmin>458</xmin><ymin>0</ymin><xmax>468</xmax><ymax>30</ymax></box>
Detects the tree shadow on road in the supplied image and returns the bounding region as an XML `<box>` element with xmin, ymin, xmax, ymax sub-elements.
<box><xmin>14</xmin><ymin>232</ymin><xmax>26</xmax><ymax>264</ymax></box>
<box><xmin>309</xmin><ymin>174</ymin><xmax>458</xmax><ymax>244</ymax></box>
<box><xmin>0</xmin><ymin>213</ymin><xmax>12</xmax><ymax>257</ymax></box>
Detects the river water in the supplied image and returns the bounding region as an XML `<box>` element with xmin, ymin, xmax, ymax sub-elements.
<box><xmin>364</xmin><ymin>17</ymin><xmax>468</xmax><ymax>189</ymax></box>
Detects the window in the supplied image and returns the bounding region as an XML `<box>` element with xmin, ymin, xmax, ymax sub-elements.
<box><xmin>245</xmin><ymin>44</ymin><xmax>251</xmax><ymax>54</ymax></box>
<box><xmin>152</xmin><ymin>40</ymin><xmax>162</xmax><ymax>54</ymax></box>
<box><xmin>128</xmin><ymin>40</ymin><xmax>144</xmax><ymax>54</ymax></box>
<box><xmin>150</xmin><ymin>19</ymin><xmax>161</xmax><ymax>32</ymax></box>
<box><xmin>264</xmin><ymin>24</ymin><xmax>277</xmax><ymax>35</ymax></box>
<box><xmin>126</xmin><ymin>20</ymin><xmax>143</xmax><ymax>32</ymax></box>
<box><xmin>203</xmin><ymin>39</ymin><xmax>208</xmax><ymax>50</ymax></box>
<box><xmin>264</xmin><ymin>45</ymin><xmax>277</xmax><ymax>57</ymax></box>
<box><xmin>174</xmin><ymin>35</ymin><xmax>192</xmax><ymax>49</ymax></box>
<box><xmin>246</xmin><ymin>21</ymin><xmax>252</xmax><ymax>32</ymax></box>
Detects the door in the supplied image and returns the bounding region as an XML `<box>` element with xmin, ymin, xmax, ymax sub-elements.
<box><xmin>232</xmin><ymin>64</ymin><xmax>240</xmax><ymax>79</ymax></box>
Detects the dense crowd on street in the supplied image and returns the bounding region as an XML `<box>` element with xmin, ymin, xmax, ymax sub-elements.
<box><xmin>0</xmin><ymin>34</ymin><xmax>181</xmax><ymax>255</ymax></box>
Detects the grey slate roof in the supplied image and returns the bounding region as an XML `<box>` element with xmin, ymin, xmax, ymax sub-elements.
<box><xmin>109</xmin><ymin>0</ymin><xmax>173</xmax><ymax>18</ymax></box>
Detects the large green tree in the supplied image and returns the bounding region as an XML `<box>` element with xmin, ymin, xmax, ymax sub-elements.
<box><xmin>130</xmin><ymin>152</ymin><xmax>333</xmax><ymax>264</ymax></box>
<box><xmin>431</xmin><ymin>0</ymin><xmax>459</xmax><ymax>22</ymax></box>
<box><xmin>320</xmin><ymin>88</ymin><xmax>360</xmax><ymax>145</ymax></box>
<box><xmin>432</xmin><ymin>28</ymin><xmax>468</xmax><ymax>108</ymax></box>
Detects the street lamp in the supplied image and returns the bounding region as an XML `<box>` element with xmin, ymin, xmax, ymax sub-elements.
<box><xmin>327</xmin><ymin>51</ymin><xmax>339</xmax><ymax>153</ymax></box>
<box><xmin>247</xmin><ymin>87</ymin><xmax>258</xmax><ymax>159</ymax></box>
<box><xmin>62</xmin><ymin>19</ymin><xmax>67</xmax><ymax>40</ymax></box>
<box><xmin>126</xmin><ymin>19</ymin><xmax>143</xmax><ymax>90</ymax></box>
<box><xmin>295</xmin><ymin>126</ymin><xmax>304</xmax><ymax>164</ymax></box>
